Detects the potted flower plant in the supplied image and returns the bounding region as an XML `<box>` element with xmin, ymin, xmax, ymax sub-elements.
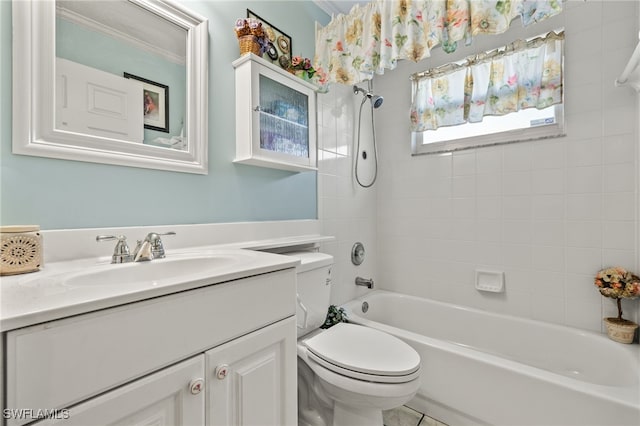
<box><xmin>288</xmin><ymin>56</ymin><xmax>316</xmax><ymax>81</ymax></box>
<box><xmin>594</xmin><ymin>266</ymin><xmax>640</xmax><ymax>343</ymax></box>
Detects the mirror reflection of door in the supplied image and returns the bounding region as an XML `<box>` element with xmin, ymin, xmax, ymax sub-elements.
<box><xmin>56</xmin><ymin>58</ymin><xmax>144</xmax><ymax>143</ymax></box>
<box><xmin>55</xmin><ymin>0</ymin><xmax>187</xmax><ymax>150</ymax></box>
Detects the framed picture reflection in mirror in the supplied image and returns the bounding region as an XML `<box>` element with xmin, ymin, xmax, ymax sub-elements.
<box><xmin>124</xmin><ymin>72</ymin><xmax>170</xmax><ymax>133</ymax></box>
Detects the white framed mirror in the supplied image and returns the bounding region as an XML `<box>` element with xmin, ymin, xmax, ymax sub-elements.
<box><xmin>12</xmin><ymin>0</ymin><xmax>209</xmax><ymax>174</ymax></box>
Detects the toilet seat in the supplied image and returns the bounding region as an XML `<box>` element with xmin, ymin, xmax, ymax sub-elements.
<box><xmin>303</xmin><ymin>323</ymin><xmax>420</xmax><ymax>384</ymax></box>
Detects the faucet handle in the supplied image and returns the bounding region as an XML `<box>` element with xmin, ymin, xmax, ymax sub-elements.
<box><xmin>144</xmin><ymin>231</ymin><xmax>176</xmax><ymax>259</ymax></box>
<box><xmin>96</xmin><ymin>235</ymin><xmax>132</xmax><ymax>264</ymax></box>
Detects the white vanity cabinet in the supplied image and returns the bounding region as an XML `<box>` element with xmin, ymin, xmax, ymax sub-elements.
<box><xmin>233</xmin><ymin>53</ymin><xmax>317</xmax><ymax>172</ymax></box>
<box><xmin>3</xmin><ymin>268</ymin><xmax>297</xmax><ymax>426</ymax></box>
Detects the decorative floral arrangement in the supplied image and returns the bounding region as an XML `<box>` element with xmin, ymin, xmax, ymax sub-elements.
<box><xmin>234</xmin><ymin>18</ymin><xmax>270</xmax><ymax>56</ymax></box>
<box><xmin>594</xmin><ymin>266</ymin><xmax>640</xmax><ymax>321</ymax></box>
<box><xmin>288</xmin><ymin>56</ymin><xmax>316</xmax><ymax>80</ymax></box>
<box><xmin>320</xmin><ymin>305</ymin><xmax>348</xmax><ymax>329</ymax></box>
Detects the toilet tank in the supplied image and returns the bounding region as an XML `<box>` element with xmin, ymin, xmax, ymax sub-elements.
<box><xmin>286</xmin><ymin>251</ymin><xmax>333</xmax><ymax>338</ymax></box>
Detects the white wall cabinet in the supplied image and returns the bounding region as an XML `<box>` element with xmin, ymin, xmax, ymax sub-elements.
<box><xmin>3</xmin><ymin>269</ymin><xmax>297</xmax><ymax>426</ymax></box>
<box><xmin>233</xmin><ymin>54</ymin><xmax>317</xmax><ymax>172</ymax></box>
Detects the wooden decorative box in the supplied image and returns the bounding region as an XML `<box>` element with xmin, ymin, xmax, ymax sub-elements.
<box><xmin>0</xmin><ymin>225</ymin><xmax>43</xmax><ymax>275</ymax></box>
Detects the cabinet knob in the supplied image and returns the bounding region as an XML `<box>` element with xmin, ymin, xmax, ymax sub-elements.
<box><xmin>215</xmin><ymin>364</ymin><xmax>230</xmax><ymax>380</ymax></box>
<box><xmin>189</xmin><ymin>378</ymin><xmax>204</xmax><ymax>395</ymax></box>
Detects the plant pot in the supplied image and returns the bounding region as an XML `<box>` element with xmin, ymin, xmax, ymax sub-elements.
<box><xmin>291</xmin><ymin>69</ymin><xmax>310</xmax><ymax>81</ymax></box>
<box><xmin>603</xmin><ymin>317</ymin><xmax>638</xmax><ymax>344</ymax></box>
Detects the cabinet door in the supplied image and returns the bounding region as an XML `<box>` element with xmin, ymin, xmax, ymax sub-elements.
<box><xmin>206</xmin><ymin>317</ymin><xmax>297</xmax><ymax>426</ymax></box>
<box><xmin>252</xmin><ymin>64</ymin><xmax>317</xmax><ymax>170</ymax></box>
<box><xmin>255</xmin><ymin>70</ymin><xmax>314</xmax><ymax>160</ymax></box>
<box><xmin>32</xmin><ymin>356</ymin><xmax>205</xmax><ymax>426</ymax></box>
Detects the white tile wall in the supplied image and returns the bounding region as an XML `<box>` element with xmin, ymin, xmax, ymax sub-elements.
<box><xmin>318</xmin><ymin>84</ymin><xmax>379</xmax><ymax>306</ymax></box>
<box><xmin>352</xmin><ymin>0</ymin><xmax>640</xmax><ymax>332</ymax></box>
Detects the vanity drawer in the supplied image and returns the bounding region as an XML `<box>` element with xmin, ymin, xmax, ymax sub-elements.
<box><xmin>5</xmin><ymin>268</ymin><xmax>296</xmax><ymax>419</ymax></box>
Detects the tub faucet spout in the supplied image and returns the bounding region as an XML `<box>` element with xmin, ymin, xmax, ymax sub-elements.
<box><xmin>355</xmin><ymin>276</ymin><xmax>374</xmax><ymax>289</ymax></box>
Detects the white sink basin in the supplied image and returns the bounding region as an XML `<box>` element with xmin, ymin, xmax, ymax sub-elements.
<box><xmin>17</xmin><ymin>252</ymin><xmax>258</xmax><ymax>292</ymax></box>
<box><xmin>62</xmin><ymin>255</ymin><xmax>242</xmax><ymax>287</ymax></box>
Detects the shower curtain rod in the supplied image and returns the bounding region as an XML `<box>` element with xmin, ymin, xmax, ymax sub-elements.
<box><xmin>410</xmin><ymin>30</ymin><xmax>564</xmax><ymax>81</ymax></box>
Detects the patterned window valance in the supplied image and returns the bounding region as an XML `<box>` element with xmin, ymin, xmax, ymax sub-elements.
<box><xmin>410</xmin><ymin>30</ymin><xmax>564</xmax><ymax>131</ymax></box>
<box><xmin>314</xmin><ymin>0</ymin><xmax>563</xmax><ymax>87</ymax></box>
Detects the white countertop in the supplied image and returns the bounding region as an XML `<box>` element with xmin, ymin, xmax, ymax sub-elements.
<box><xmin>0</xmin><ymin>236</ymin><xmax>326</xmax><ymax>331</ymax></box>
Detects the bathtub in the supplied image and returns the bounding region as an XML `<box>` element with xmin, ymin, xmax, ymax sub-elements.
<box><xmin>342</xmin><ymin>290</ymin><xmax>640</xmax><ymax>426</ymax></box>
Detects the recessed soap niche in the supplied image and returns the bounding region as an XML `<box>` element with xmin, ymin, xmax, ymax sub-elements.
<box><xmin>475</xmin><ymin>270</ymin><xmax>505</xmax><ymax>293</ymax></box>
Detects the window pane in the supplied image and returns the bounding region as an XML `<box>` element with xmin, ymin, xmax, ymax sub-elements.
<box><xmin>412</xmin><ymin>104</ymin><xmax>564</xmax><ymax>155</ymax></box>
<box><xmin>422</xmin><ymin>105</ymin><xmax>558</xmax><ymax>144</ymax></box>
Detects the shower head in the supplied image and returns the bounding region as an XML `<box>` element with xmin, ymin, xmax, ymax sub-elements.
<box><xmin>368</xmin><ymin>94</ymin><xmax>384</xmax><ymax>108</ymax></box>
<box><xmin>353</xmin><ymin>85</ymin><xmax>384</xmax><ymax>108</ymax></box>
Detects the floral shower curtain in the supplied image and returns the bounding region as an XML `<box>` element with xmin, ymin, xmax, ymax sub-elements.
<box><xmin>410</xmin><ymin>30</ymin><xmax>564</xmax><ymax>131</ymax></box>
<box><xmin>314</xmin><ymin>0</ymin><xmax>563</xmax><ymax>87</ymax></box>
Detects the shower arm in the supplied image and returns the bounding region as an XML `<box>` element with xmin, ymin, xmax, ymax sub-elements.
<box><xmin>353</xmin><ymin>83</ymin><xmax>383</xmax><ymax>109</ymax></box>
<box><xmin>353</xmin><ymin>86</ymin><xmax>367</xmax><ymax>96</ymax></box>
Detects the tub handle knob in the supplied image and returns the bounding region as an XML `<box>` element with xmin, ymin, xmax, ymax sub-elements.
<box><xmin>296</xmin><ymin>294</ymin><xmax>309</xmax><ymax>329</ymax></box>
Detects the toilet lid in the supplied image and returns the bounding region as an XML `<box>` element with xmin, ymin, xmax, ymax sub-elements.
<box><xmin>304</xmin><ymin>323</ymin><xmax>420</xmax><ymax>382</ymax></box>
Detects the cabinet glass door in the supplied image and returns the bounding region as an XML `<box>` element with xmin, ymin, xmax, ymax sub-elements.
<box><xmin>258</xmin><ymin>74</ymin><xmax>309</xmax><ymax>158</ymax></box>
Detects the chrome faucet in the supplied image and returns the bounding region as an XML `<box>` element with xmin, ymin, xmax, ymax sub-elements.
<box><xmin>355</xmin><ymin>276</ymin><xmax>374</xmax><ymax>289</ymax></box>
<box><xmin>133</xmin><ymin>232</ymin><xmax>176</xmax><ymax>262</ymax></box>
<box><xmin>97</xmin><ymin>232</ymin><xmax>175</xmax><ymax>263</ymax></box>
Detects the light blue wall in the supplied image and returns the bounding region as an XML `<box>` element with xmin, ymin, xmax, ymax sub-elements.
<box><xmin>0</xmin><ymin>0</ymin><xmax>330</xmax><ymax>230</ymax></box>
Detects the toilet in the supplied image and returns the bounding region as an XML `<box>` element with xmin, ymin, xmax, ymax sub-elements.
<box><xmin>289</xmin><ymin>251</ymin><xmax>421</xmax><ymax>426</ymax></box>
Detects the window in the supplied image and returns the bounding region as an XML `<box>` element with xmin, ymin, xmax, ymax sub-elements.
<box><xmin>410</xmin><ymin>31</ymin><xmax>564</xmax><ymax>155</ymax></box>
<box><xmin>412</xmin><ymin>104</ymin><xmax>564</xmax><ymax>154</ymax></box>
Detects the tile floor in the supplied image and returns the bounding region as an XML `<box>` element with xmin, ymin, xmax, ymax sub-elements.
<box><xmin>383</xmin><ymin>405</ymin><xmax>448</xmax><ymax>426</ymax></box>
